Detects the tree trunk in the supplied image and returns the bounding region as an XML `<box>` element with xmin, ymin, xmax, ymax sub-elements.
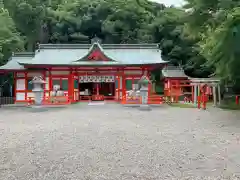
<box><xmin>27</xmin><ymin>41</ymin><xmax>34</xmax><ymax>52</ymax></box>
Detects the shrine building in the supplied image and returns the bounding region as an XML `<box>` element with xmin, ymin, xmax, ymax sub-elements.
<box><xmin>0</xmin><ymin>38</ymin><xmax>169</xmax><ymax>103</ymax></box>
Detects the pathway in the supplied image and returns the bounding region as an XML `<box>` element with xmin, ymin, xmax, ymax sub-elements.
<box><xmin>0</xmin><ymin>104</ymin><xmax>239</xmax><ymax>179</ymax></box>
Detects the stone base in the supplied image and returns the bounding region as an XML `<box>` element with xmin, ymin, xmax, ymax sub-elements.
<box><xmin>139</xmin><ymin>104</ymin><xmax>151</xmax><ymax>111</ymax></box>
<box><xmin>31</xmin><ymin>105</ymin><xmax>43</xmax><ymax>108</ymax></box>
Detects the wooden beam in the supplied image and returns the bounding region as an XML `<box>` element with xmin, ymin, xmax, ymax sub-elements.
<box><xmin>24</xmin><ymin>72</ymin><xmax>28</xmax><ymax>101</ymax></box>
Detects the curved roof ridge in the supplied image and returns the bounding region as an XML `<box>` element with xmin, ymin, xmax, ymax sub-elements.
<box><xmin>102</xmin><ymin>44</ymin><xmax>158</xmax><ymax>49</ymax></box>
<box><xmin>73</xmin><ymin>42</ymin><xmax>116</xmax><ymax>62</ymax></box>
<box><xmin>13</xmin><ymin>52</ymin><xmax>35</xmax><ymax>57</ymax></box>
<box><xmin>0</xmin><ymin>56</ymin><xmax>25</xmax><ymax>71</ymax></box>
<box><xmin>39</xmin><ymin>44</ymin><xmax>91</xmax><ymax>49</ymax></box>
<box><xmin>162</xmin><ymin>65</ymin><xmax>188</xmax><ymax>78</ymax></box>
<box><xmin>38</xmin><ymin>43</ymin><xmax>159</xmax><ymax>50</ymax></box>
<box><xmin>163</xmin><ymin>65</ymin><xmax>183</xmax><ymax>69</ymax></box>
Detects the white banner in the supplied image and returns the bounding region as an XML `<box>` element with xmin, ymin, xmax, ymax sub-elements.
<box><xmin>79</xmin><ymin>75</ymin><xmax>115</xmax><ymax>82</ymax></box>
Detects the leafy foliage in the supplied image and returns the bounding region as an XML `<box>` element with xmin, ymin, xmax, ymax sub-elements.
<box><xmin>184</xmin><ymin>0</ymin><xmax>240</xmax><ymax>90</ymax></box>
<box><xmin>0</xmin><ymin>6</ymin><xmax>24</xmax><ymax>65</ymax></box>
<box><xmin>1</xmin><ymin>0</ymin><xmax>239</xmax><ymax>90</ymax></box>
<box><xmin>201</xmin><ymin>7</ymin><xmax>240</xmax><ymax>89</ymax></box>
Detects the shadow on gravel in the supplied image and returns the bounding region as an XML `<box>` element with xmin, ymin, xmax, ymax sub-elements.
<box><xmin>0</xmin><ymin>106</ymin><xmax>67</xmax><ymax>113</ymax></box>
<box><xmin>122</xmin><ymin>104</ymin><xmax>169</xmax><ymax>108</ymax></box>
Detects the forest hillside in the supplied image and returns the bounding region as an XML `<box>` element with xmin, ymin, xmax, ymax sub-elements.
<box><xmin>1</xmin><ymin>0</ymin><xmax>240</xmax><ymax>90</ymax></box>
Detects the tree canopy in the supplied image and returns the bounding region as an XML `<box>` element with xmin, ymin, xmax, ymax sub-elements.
<box><xmin>184</xmin><ymin>0</ymin><xmax>240</xmax><ymax>90</ymax></box>
<box><xmin>1</xmin><ymin>0</ymin><xmax>240</xmax><ymax>89</ymax></box>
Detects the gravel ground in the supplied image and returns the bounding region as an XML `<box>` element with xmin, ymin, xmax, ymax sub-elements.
<box><xmin>0</xmin><ymin>104</ymin><xmax>240</xmax><ymax>180</ymax></box>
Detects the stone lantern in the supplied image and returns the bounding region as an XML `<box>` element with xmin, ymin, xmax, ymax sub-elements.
<box><xmin>138</xmin><ymin>75</ymin><xmax>151</xmax><ymax>110</ymax></box>
<box><xmin>29</xmin><ymin>76</ymin><xmax>46</xmax><ymax>106</ymax></box>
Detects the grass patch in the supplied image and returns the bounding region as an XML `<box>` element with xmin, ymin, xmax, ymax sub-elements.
<box><xmin>219</xmin><ymin>101</ymin><xmax>240</xmax><ymax>110</ymax></box>
<box><xmin>168</xmin><ymin>103</ymin><xmax>195</xmax><ymax>108</ymax></box>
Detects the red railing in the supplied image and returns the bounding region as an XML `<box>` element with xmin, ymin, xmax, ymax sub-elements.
<box><xmin>147</xmin><ymin>95</ymin><xmax>164</xmax><ymax>104</ymax></box>
<box><xmin>43</xmin><ymin>96</ymin><xmax>70</xmax><ymax>105</ymax></box>
<box><xmin>121</xmin><ymin>96</ymin><xmax>141</xmax><ymax>104</ymax></box>
<box><xmin>121</xmin><ymin>95</ymin><xmax>164</xmax><ymax>105</ymax></box>
<box><xmin>27</xmin><ymin>96</ymin><xmax>70</xmax><ymax>106</ymax></box>
<box><xmin>79</xmin><ymin>95</ymin><xmax>116</xmax><ymax>101</ymax></box>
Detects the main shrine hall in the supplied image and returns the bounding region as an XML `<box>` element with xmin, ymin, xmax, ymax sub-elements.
<box><xmin>0</xmin><ymin>38</ymin><xmax>184</xmax><ymax>103</ymax></box>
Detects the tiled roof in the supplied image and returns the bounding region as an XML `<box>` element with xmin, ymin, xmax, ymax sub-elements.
<box><xmin>18</xmin><ymin>43</ymin><xmax>166</xmax><ymax>66</ymax></box>
<box><xmin>0</xmin><ymin>53</ymin><xmax>34</xmax><ymax>71</ymax></box>
<box><xmin>162</xmin><ymin>65</ymin><xmax>188</xmax><ymax>78</ymax></box>
<box><xmin>0</xmin><ymin>42</ymin><xmax>167</xmax><ymax>70</ymax></box>
<box><xmin>189</xmin><ymin>78</ymin><xmax>220</xmax><ymax>83</ymax></box>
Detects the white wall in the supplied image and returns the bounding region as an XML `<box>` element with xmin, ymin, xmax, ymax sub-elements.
<box><xmin>16</xmin><ymin>72</ymin><xmax>24</xmax><ymax>77</ymax></box>
<box><xmin>15</xmin><ymin>69</ymin><xmax>144</xmax><ymax>101</ymax></box>
<box><xmin>16</xmin><ymin>93</ymin><xmax>25</xmax><ymax>101</ymax></box>
<box><xmin>27</xmin><ymin>72</ymin><xmax>42</xmax><ymax>77</ymax></box>
<box><xmin>124</xmin><ymin>70</ymin><xmax>142</xmax><ymax>75</ymax></box>
<box><xmin>27</xmin><ymin>92</ymin><xmax>34</xmax><ymax>99</ymax></box>
<box><xmin>16</xmin><ymin>79</ymin><xmax>25</xmax><ymax>90</ymax></box>
<box><xmin>50</xmin><ymin>71</ymin><xmax>70</xmax><ymax>75</ymax></box>
<box><xmin>15</xmin><ymin>70</ymin><xmax>71</xmax><ymax>101</ymax></box>
<box><xmin>16</xmin><ymin>74</ymin><xmax>26</xmax><ymax>101</ymax></box>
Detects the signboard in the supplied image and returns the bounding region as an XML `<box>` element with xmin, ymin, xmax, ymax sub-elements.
<box><xmin>79</xmin><ymin>75</ymin><xmax>115</xmax><ymax>82</ymax></box>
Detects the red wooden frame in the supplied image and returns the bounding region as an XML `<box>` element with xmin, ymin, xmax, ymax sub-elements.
<box><xmin>15</xmin><ymin>71</ymin><xmax>47</xmax><ymax>103</ymax></box>
<box><xmin>164</xmin><ymin>78</ymin><xmax>194</xmax><ymax>102</ymax></box>
<box><xmin>13</xmin><ymin>65</ymin><xmax>157</xmax><ymax>104</ymax></box>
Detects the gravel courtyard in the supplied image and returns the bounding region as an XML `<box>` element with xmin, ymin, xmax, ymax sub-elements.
<box><xmin>0</xmin><ymin>104</ymin><xmax>240</xmax><ymax>180</ymax></box>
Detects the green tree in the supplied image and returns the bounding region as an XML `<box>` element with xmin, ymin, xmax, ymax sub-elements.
<box><xmin>184</xmin><ymin>0</ymin><xmax>240</xmax><ymax>88</ymax></box>
<box><xmin>1</xmin><ymin>0</ymin><xmax>213</xmax><ymax>80</ymax></box>
<box><xmin>201</xmin><ymin>7</ymin><xmax>240</xmax><ymax>89</ymax></box>
<box><xmin>4</xmin><ymin>0</ymin><xmax>46</xmax><ymax>50</ymax></box>
<box><xmin>0</xmin><ymin>6</ymin><xmax>24</xmax><ymax>65</ymax></box>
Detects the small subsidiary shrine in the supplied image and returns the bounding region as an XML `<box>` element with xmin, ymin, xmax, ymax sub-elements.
<box><xmin>0</xmin><ymin>38</ymin><xmax>168</xmax><ymax>103</ymax></box>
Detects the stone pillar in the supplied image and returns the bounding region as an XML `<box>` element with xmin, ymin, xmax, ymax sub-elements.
<box><xmin>198</xmin><ymin>84</ymin><xmax>201</xmax><ymax>96</ymax></box>
<box><xmin>140</xmin><ymin>87</ymin><xmax>148</xmax><ymax>104</ymax></box>
<box><xmin>138</xmin><ymin>75</ymin><xmax>151</xmax><ymax>111</ymax></box>
<box><xmin>212</xmin><ymin>85</ymin><xmax>217</xmax><ymax>107</ymax></box>
<box><xmin>217</xmin><ymin>84</ymin><xmax>221</xmax><ymax>105</ymax></box>
<box><xmin>30</xmin><ymin>76</ymin><xmax>46</xmax><ymax>106</ymax></box>
<box><xmin>194</xmin><ymin>84</ymin><xmax>198</xmax><ymax>106</ymax></box>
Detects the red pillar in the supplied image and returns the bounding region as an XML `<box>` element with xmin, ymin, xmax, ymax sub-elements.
<box><xmin>197</xmin><ymin>96</ymin><xmax>201</xmax><ymax>109</ymax></box>
<box><xmin>236</xmin><ymin>96</ymin><xmax>239</xmax><ymax>105</ymax></box>
<box><xmin>24</xmin><ymin>72</ymin><xmax>27</xmax><ymax>101</ymax></box>
<box><xmin>13</xmin><ymin>72</ymin><xmax>16</xmax><ymax>103</ymax></box>
<box><xmin>191</xmin><ymin>85</ymin><xmax>194</xmax><ymax>102</ymax></box>
<box><xmin>122</xmin><ymin>75</ymin><xmax>126</xmax><ymax>99</ymax></box>
<box><xmin>43</xmin><ymin>70</ymin><xmax>46</xmax><ymax>99</ymax></box>
<box><xmin>147</xmin><ymin>69</ymin><xmax>151</xmax><ymax>98</ymax></box>
<box><xmin>202</xmin><ymin>95</ymin><xmax>207</xmax><ymax>110</ymax></box>
<box><xmin>96</xmin><ymin>83</ymin><xmax>99</xmax><ymax>95</ymax></box>
<box><xmin>175</xmin><ymin>80</ymin><xmax>180</xmax><ymax>103</ymax></box>
<box><xmin>169</xmin><ymin>79</ymin><xmax>172</xmax><ymax>102</ymax></box>
<box><xmin>49</xmin><ymin>69</ymin><xmax>52</xmax><ymax>97</ymax></box>
<box><xmin>68</xmin><ymin>70</ymin><xmax>73</xmax><ymax>103</ymax></box>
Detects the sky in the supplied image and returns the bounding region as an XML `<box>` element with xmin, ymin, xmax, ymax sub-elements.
<box><xmin>149</xmin><ymin>0</ymin><xmax>185</xmax><ymax>7</ymax></box>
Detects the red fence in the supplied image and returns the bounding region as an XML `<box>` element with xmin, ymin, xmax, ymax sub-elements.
<box><xmin>27</xmin><ymin>96</ymin><xmax>70</xmax><ymax>106</ymax></box>
<box><xmin>121</xmin><ymin>95</ymin><xmax>164</xmax><ymax>105</ymax></box>
<box><xmin>0</xmin><ymin>97</ymin><xmax>15</xmax><ymax>106</ymax></box>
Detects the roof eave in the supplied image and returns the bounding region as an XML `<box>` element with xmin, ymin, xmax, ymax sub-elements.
<box><xmin>19</xmin><ymin>62</ymin><xmax>167</xmax><ymax>67</ymax></box>
<box><xmin>0</xmin><ymin>69</ymin><xmax>25</xmax><ymax>72</ymax></box>
<box><xmin>38</xmin><ymin>43</ymin><xmax>160</xmax><ymax>49</ymax></box>
<box><xmin>163</xmin><ymin>76</ymin><xmax>189</xmax><ymax>79</ymax></box>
